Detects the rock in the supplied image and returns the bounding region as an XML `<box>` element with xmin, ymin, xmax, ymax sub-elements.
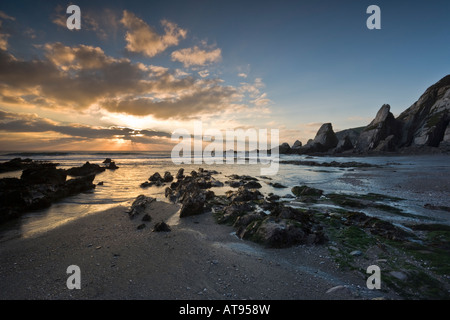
<box><xmin>266</xmin><ymin>194</ymin><xmax>280</xmax><ymax>201</ymax></box>
<box><xmin>97</xmin><ymin>181</ymin><xmax>104</xmax><ymax>186</ymax></box>
<box><xmin>140</xmin><ymin>181</ymin><xmax>152</xmax><ymax>188</ymax></box>
<box><xmin>21</xmin><ymin>166</ymin><xmax>67</xmax><ymax>185</ymax></box>
<box><xmin>389</xmin><ymin>271</ymin><xmax>408</xmax><ymax>281</ymax></box>
<box><xmin>279</xmin><ymin>142</ymin><xmax>291</xmax><ymax>154</ymax></box>
<box><xmin>251</xmin><ymin>218</ymin><xmax>307</xmax><ymax>248</ymax></box>
<box><xmin>0</xmin><ymin>173</ymin><xmax>96</xmax><ymax>224</ymax></box>
<box><xmin>291</xmin><ymin>185</ymin><xmax>323</xmax><ymax>197</ymax></box>
<box><xmin>355</xmin><ymin>104</ymin><xmax>401</xmax><ymax>152</ymax></box>
<box><xmin>211</xmin><ymin>180</ymin><xmax>224</xmax><ymax>187</ymax></box>
<box><xmin>128</xmin><ymin>195</ymin><xmax>155</xmax><ymax>219</ymax></box>
<box><xmin>335</xmin><ymin>127</ymin><xmax>365</xmax><ymax>146</ymax></box>
<box><xmin>350</xmin><ymin>250</ymin><xmax>362</xmax><ymax>256</ymax></box>
<box><xmin>163</xmin><ymin>171</ymin><xmax>173</xmax><ymax>182</ymax></box>
<box><xmin>66</xmin><ymin>162</ymin><xmax>106</xmax><ymax>176</ymax></box>
<box><xmin>149</xmin><ymin>172</ymin><xmax>163</xmax><ymax>182</ymax></box>
<box><xmin>153</xmin><ymin>221</ymin><xmax>171</xmax><ymax>232</ymax></box>
<box><xmin>326</xmin><ymin>285</ymin><xmax>352</xmax><ymax>295</ymax></box>
<box><xmin>142</xmin><ymin>213</ymin><xmax>152</xmax><ymax>222</ymax></box>
<box><xmin>137</xmin><ymin>223</ymin><xmax>146</xmax><ymax>230</ymax></box>
<box><xmin>103</xmin><ymin>158</ymin><xmax>112</xmax><ymax>164</ymax></box>
<box><xmin>176</xmin><ymin>168</ymin><xmax>185</xmax><ymax>180</ymax></box>
<box><xmin>179</xmin><ymin>191</ymin><xmax>206</xmax><ymax>218</ymax></box>
<box><xmin>105</xmin><ymin>161</ymin><xmax>119</xmax><ymax>170</ymax></box>
<box><xmin>226</xmin><ymin>180</ymin><xmax>243</xmax><ymax>188</ymax></box>
<box><xmin>217</xmin><ymin>202</ymin><xmax>255</xmax><ymax>225</ymax></box>
<box><xmin>397</xmin><ymin>75</ymin><xmax>450</xmax><ymax>148</ymax></box>
<box><xmin>269</xmin><ymin>182</ymin><xmax>287</xmax><ymax>188</ymax></box>
<box><xmin>291</xmin><ymin>140</ymin><xmax>302</xmax><ymax>149</ymax></box>
<box><xmin>0</xmin><ymin>158</ymin><xmax>57</xmax><ymax>174</ymax></box>
<box><xmin>226</xmin><ymin>186</ymin><xmax>263</xmax><ymax>202</ymax></box>
<box><xmin>374</xmin><ymin>134</ymin><xmax>396</xmax><ymax>152</ymax></box>
<box><xmin>334</xmin><ymin>135</ymin><xmax>354</xmax><ymax>153</ymax></box>
<box><xmin>243</xmin><ymin>181</ymin><xmax>262</xmax><ymax>189</ymax></box>
<box><xmin>313</xmin><ymin>123</ymin><xmax>339</xmax><ymax>151</ymax></box>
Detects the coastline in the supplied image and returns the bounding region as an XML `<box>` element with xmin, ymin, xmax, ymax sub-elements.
<box><xmin>0</xmin><ymin>199</ymin><xmax>392</xmax><ymax>300</ymax></box>
<box><xmin>0</xmin><ymin>154</ymin><xmax>449</xmax><ymax>300</ymax></box>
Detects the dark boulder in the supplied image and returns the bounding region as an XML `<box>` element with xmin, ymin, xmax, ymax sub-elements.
<box><xmin>149</xmin><ymin>172</ymin><xmax>163</xmax><ymax>182</ymax></box>
<box><xmin>128</xmin><ymin>195</ymin><xmax>155</xmax><ymax>219</ymax></box>
<box><xmin>153</xmin><ymin>221</ymin><xmax>171</xmax><ymax>232</ymax></box>
<box><xmin>176</xmin><ymin>168</ymin><xmax>185</xmax><ymax>180</ymax></box>
<box><xmin>21</xmin><ymin>166</ymin><xmax>67</xmax><ymax>185</ymax></box>
<box><xmin>279</xmin><ymin>142</ymin><xmax>291</xmax><ymax>154</ymax></box>
<box><xmin>291</xmin><ymin>185</ymin><xmax>323</xmax><ymax>197</ymax></box>
<box><xmin>179</xmin><ymin>191</ymin><xmax>206</xmax><ymax>218</ymax></box>
<box><xmin>66</xmin><ymin>162</ymin><xmax>106</xmax><ymax>176</ymax></box>
<box><xmin>163</xmin><ymin>171</ymin><xmax>174</xmax><ymax>182</ymax></box>
<box><xmin>105</xmin><ymin>161</ymin><xmax>119</xmax><ymax>170</ymax></box>
<box><xmin>244</xmin><ymin>181</ymin><xmax>262</xmax><ymax>189</ymax></box>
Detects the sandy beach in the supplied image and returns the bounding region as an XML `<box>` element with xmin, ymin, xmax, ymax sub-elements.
<box><xmin>0</xmin><ymin>198</ymin><xmax>396</xmax><ymax>300</ymax></box>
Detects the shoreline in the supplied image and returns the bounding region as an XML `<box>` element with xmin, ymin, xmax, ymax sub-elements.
<box><xmin>0</xmin><ymin>199</ymin><xmax>393</xmax><ymax>300</ymax></box>
<box><xmin>0</xmin><ymin>156</ymin><xmax>449</xmax><ymax>300</ymax></box>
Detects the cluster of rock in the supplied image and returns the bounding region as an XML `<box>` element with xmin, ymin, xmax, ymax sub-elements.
<box><xmin>164</xmin><ymin>168</ymin><xmax>219</xmax><ymax>217</ymax></box>
<box><xmin>126</xmin><ymin>195</ymin><xmax>171</xmax><ymax>232</ymax></box>
<box><xmin>0</xmin><ymin>158</ymin><xmax>119</xmax><ymax>224</ymax></box>
<box><xmin>213</xmin><ymin>187</ymin><xmax>328</xmax><ymax>248</ymax></box>
<box><xmin>280</xmin><ymin>75</ymin><xmax>450</xmax><ymax>154</ymax></box>
<box><xmin>66</xmin><ymin>159</ymin><xmax>119</xmax><ymax>176</ymax></box>
<box><xmin>140</xmin><ymin>171</ymin><xmax>174</xmax><ymax>188</ymax></box>
<box><xmin>157</xmin><ymin>168</ymin><xmax>328</xmax><ymax>248</ymax></box>
<box><xmin>0</xmin><ymin>161</ymin><xmax>95</xmax><ymax>223</ymax></box>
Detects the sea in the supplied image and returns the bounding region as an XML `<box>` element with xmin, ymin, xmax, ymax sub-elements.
<box><xmin>0</xmin><ymin>151</ymin><xmax>449</xmax><ymax>241</ymax></box>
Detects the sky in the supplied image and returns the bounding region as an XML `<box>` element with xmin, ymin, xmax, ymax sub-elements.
<box><xmin>0</xmin><ymin>0</ymin><xmax>449</xmax><ymax>151</ymax></box>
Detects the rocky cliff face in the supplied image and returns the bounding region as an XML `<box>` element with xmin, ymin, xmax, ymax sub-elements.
<box><xmin>355</xmin><ymin>104</ymin><xmax>401</xmax><ymax>152</ymax></box>
<box><xmin>397</xmin><ymin>75</ymin><xmax>450</xmax><ymax>148</ymax></box>
<box><xmin>282</xmin><ymin>75</ymin><xmax>450</xmax><ymax>155</ymax></box>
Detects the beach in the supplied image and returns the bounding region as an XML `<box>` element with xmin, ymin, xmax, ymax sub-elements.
<box><xmin>0</xmin><ymin>198</ymin><xmax>391</xmax><ymax>300</ymax></box>
<box><xmin>0</xmin><ymin>153</ymin><xmax>449</xmax><ymax>300</ymax></box>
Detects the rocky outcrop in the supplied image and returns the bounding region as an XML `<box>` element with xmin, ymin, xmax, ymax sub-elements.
<box><xmin>0</xmin><ymin>166</ymin><xmax>96</xmax><ymax>224</ymax></box>
<box><xmin>127</xmin><ymin>195</ymin><xmax>155</xmax><ymax>219</ymax></box>
<box><xmin>282</xmin><ymin>75</ymin><xmax>450</xmax><ymax>154</ymax></box>
<box><xmin>398</xmin><ymin>75</ymin><xmax>450</xmax><ymax>148</ymax></box>
<box><xmin>279</xmin><ymin>142</ymin><xmax>291</xmax><ymax>154</ymax></box>
<box><xmin>66</xmin><ymin>162</ymin><xmax>106</xmax><ymax>176</ymax></box>
<box><xmin>334</xmin><ymin>135</ymin><xmax>354</xmax><ymax>153</ymax></box>
<box><xmin>312</xmin><ymin>123</ymin><xmax>339</xmax><ymax>150</ymax></box>
<box><xmin>355</xmin><ymin>104</ymin><xmax>401</xmax><ymax>152</ymax></box>
<box><xmin>0</xmin><ymin>158</ymin><xmax>57</xmax><ymax>174</ymax></box>
<box><xmin>291</xmin><ymin>140</ymin><xmax>302</xmax><ymax>150</ymax></box>
<box><xmin>164</xmin><ymin>168</ymin><xmax>221</xmax><ymax>218</ymax></box>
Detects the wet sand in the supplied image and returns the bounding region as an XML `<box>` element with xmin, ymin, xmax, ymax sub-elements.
<box><xmin>0</xmin><ymin>200</ymin><xmax>395</xmax><ymax>300</ymax></box>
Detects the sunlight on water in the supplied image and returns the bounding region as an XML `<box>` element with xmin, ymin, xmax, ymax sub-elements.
<box><xmin>0</xmin><ymin>152</ymin><xmax>449</xmax><ymax>241</ymax></box>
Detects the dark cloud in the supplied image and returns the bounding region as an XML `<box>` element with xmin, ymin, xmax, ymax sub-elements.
<box><xmin>0</xmin><ymin>110</ymin><xmax>171</xmax><ymax>142</ymax></box>
<box><xmin>0</xmin><ymin>44</ymin><xmax>241</xmax><ymax>119</ymax></box>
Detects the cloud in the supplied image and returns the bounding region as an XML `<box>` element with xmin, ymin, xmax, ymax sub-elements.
<box><xmin>0</xmin><ymin>45</ymin><xmax>244</xmax><ymax>120</ymax></box>
<box><xmin>0</xmin><ymin>11</ymin><xmax>15</xmax><ymax>21</ymax></box>
<box><xmin>121</xmin><ymin>11</ymin><xmax>187</xmax><ymax>57</ymax></box>
<box><xmin>101</xmin><ymin>84</ymin><xmax>241</xmax><ymax>119</ymax></box>
<box><xmin>198</xmin><ymin>70</ymin><xmax>209</xmax><ymax>78</ymax></box>
<box><xmin>0</xmin><ymin>12</ymin><xmax>15</xmax><ymax>51</ymax></box>
<box><xmin>238</xmin><ymin>73</ymin><xmax>248</xmax><ymax>78</ymax></box>
<box><xmin>171</xmin><ymin>45</ymin><xmax>221</xmax><ymax>67</ymax></box>
<box><xmin>0</xmin><ymin>110</ymin><xmax>171</xmax><ymax>141</ymax></box>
